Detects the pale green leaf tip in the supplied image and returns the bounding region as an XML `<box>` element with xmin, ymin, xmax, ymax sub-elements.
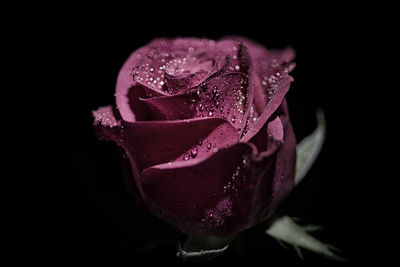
<box><xmin>266</xmin><ymin>216</ymin><xmax>346</xmax><ymax>262</ymax></box>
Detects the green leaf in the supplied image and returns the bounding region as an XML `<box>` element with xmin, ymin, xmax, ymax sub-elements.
<box><xmin>266</xmin><ymin>216</ymin><xmax>344</xmax><ymax>261</ymax></box>
<box><xmin>295</xmin><ymin>109</ymin><xmax>326</xmax><ymax>186</ymax></box>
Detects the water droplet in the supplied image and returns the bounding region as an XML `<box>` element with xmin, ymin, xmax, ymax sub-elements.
<box><xmin>208</xmin><ymin>111</ymin><xmax>213</xmax><ymax>117</ymax></box>
<box><xmin>183</xmin><ymin>153</ymin><xmax>190</xmax><ymax>161</ymax></box>
<box><xmin>235</xmin><ymin>168</ymin><xmax>240</xmax><ymax>177</ymax></box>
<box><xmin>231</xmin><ymin>114</ymin><xmax>236</xmax><ymax>123</ymax></box>
<box><xmin>207</xmin><ymin>143</ymin><xmax>212</xmax><ymax>150</ymax></box>
<box><xmin>212</xmin><ymin>85</ymin><xmax>219</xmax><ymax>97</ymax></box>
<box><xmin>235</xmin><ymin>65</ymin><xmax>240</xmax><ymax>71</ymax></box>
<box><xmin>190</xmin><ymin>147</ymin><xmax>198</xmax><ymax>158</ymax></box>
<box><xmin>220</xmin><ymin>130</ymin><xmax>223</xmax><ymax>135</ymax></box>
<box><xmin>198</xmin><ymin>138</ymin><xmax>203</xmax><ymax>146</ymax></box>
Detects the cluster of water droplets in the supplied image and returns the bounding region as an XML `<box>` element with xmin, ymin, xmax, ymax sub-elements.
<box><xmin>183</xmin><ymin>75</ymin><xmax>248</xmax><ymax>128</ymax></box>
<box><xmin>260</xmin><ymin>60</ymin><xmax>295</xmax><ymax>100</ymax></box>
<box><xmin>223</xmin><ymin>154</ymin><xmax>252</xmax><ymax>194</ymax></box>
<box><xmin>129</xmin><ymin>39</ymin><xmax>232</xmax><ymax>95</ymax></box>
<box><xmin>93</xmin><ymin>107</ymin><xmax>119</xmax><ymax>127</ymax></box>
<box><xmin>242</xmin><ymin>105</ymin><xmax>260</xmax><ymax>136</ymax></box>
<box><xmin>182</xmin><ymin>137</ymin><xmax>220</xmax><ymax>161</ymax></box>
<box><xmin>202</xmin><ymin>197</ymin><xmax>233</xmax><ymax>228</ymax></box>
<box><xmin>127</xmin><ymin>40</ymin><xmax>296</xmax><ymax>164</ymax></box>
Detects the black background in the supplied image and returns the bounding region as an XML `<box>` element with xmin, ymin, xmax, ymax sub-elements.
<box><xmin>27</xmin><ymin>7</ymin><xmax>385</xmax><ymax>266</ymax></box>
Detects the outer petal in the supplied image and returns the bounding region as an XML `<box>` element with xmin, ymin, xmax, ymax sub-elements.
<box><xmin>269</xmin><ymin>100</ymin><xmax>296</xmax><ymax>210</ymax></box>
<box><xmin>240</xmin><ymin>66</ymin><xmax>294</xmax><ymax>143</ymax></box>
<box><xmin>120</xmin><ymin>118</ymin><xmax>239</xmax><ymax>172</ymax></box>
<box><xmin>248</xmin><ymin>100</ymin><xmax>296</xmax><ymax>224</ymax></box>
<box><xmin>93</xmin><ymin>108</ymin><xmax>239</xmax><ymax>173</ymax></box>
<box><xmin>139</xmin><ymin>117</ymin><xmax>289</xmax><ymax>236</ymax></box>
<box><xmin>92</xmin><ymin>105</ymin><xmax>121</xmax><ymax>141</ymax></box>
<box><xmin>140</xmin><ymin>143</ymin><xmax>256</xmax><ymax>236</ymax></box>
<box><xmin>223</xmin><ymin>36</ymin><xmax>295</xmax><ymax>112</ymax></box>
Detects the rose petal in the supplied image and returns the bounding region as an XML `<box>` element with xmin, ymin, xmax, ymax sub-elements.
<box><xmin>92</xmin><ymin>105</ymin><xmax>121</xmax><ymax>141</ymax></box>
<box><xmin>247</xmin><ymin>102</ymin><xmax>296</xmax><ymax>224</ymax></box>
<box><xmin>140</xmin><ymin>72</ymin><xmax>246</xmax><ymax>124</ymax></box>
<box><xmin>116</xmin><ymin>38</ymin><xmax>248</xmax><ymax>122</ymax></box>
<box><xmin>222</xmin><ymin>36</ymin><xmax>295</xmax><ymax>139</ymax></box>
<box><xmin>140</xmin><ymin>49</ymin><xmax>253</xmax><ymax>133</ymax></box>
<box><xmin>139</xmin><ymin>116</ymin><xmax>288</xmax><ymax>235</ymax></box>
<box><xmin>240</xmin><ymin>67</ymin><xmax>294</xmax><ymax>143</ymax></box>
<box><xmin>99</xmin><ymin>117</ymin><xmax>239</xmax><ymax>172</ymax></box>
<box><xmin>140</xmin><ymin>143</ymin><xmax>253</xmax><ymax>235</ymax></box>
<box><xmin>268</xmin><ymin>100</ymin><xmax>296</xmax><ymax>211</ymax></box>
<box><xmin>163</xmin><ymin>71</ymin><xmax>209</xmax><ymax>92</ymax></box>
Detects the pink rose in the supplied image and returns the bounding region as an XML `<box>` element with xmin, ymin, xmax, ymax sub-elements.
<box><xmin>93</xmin><ymin>37</ymin><xmax>296</xmax><ymax>236</ymax></box>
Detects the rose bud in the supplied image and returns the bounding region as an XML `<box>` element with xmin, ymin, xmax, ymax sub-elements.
<box><xmin>93</xmin><ymin>37</ymin><xmax>296</xmax><ymax>236</ymax></box>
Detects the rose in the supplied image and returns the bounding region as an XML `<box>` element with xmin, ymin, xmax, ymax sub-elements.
<box><xmin>93</xmin><ymin>37</ymin><xmax>296</xmax><ymax>236</ymax></box>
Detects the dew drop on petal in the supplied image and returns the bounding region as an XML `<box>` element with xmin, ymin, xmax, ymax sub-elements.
<box><xmin>190</xmin><ymin>147</ymin><xmax>198</xmax><ymax>158</ymax></box>
<box><xmin>207</xmin><ymin>143</ymin><xmax>212</xmax><ymax>150</ymax></box>
<box><xmin>183</xmin><ymin>153</ymin><xmax>190</xmax><ymax>161</ymax></box>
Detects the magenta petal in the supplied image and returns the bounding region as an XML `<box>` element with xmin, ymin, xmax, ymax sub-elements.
<box><xmin>164</xmin><ymin>71</ymin><xmax>209</xmax><ymax>92</ymax></box>
<box><xmin>92</xmin><ymin>105</ymin><xmax>121</xmax><ymax>142</ymax></box>
<box><xmin>140</xmin><ymin>133</ymin><xmax>288</xmax><ymax>236</ymax></box>
<box><xmin>119</xmin><ymin>118</ymin><xmax>239</xmax><ymax>172</ymax></box>
<box><xmin>224</xmin><ymin>36</ymin><xmax>295</xmax><ymax>118</ymax></box>
<box><xmin>240</xmin><ymin>101</ymin><xmax>297</xmax><ymax>225</ymax></box>
<box><xmin>241</xmin><ymin>66</ymin><xmax>294</xmax><ymax>143</ymax></box>
<box><xmin>139</xmin><ymin>94</ymin><xmax>194</xmax><ymax>120</ymax></box>
<box><xmin>140</xmin><ymin>143</ymin><xmax>255</xmax><ymax>236</ymax></box>
<box><xmin>139</xmin><ymin>112</ymin><xmax>289</xmax><ymax>236</ymax></box>
<box><xmin>268</xmin><ymin>100</ymin><xmax>296</xmax><ymax>211</ymax></box>
<box><xmin>95</xmin><ymin>37</ymin><xmax>298</xmax><ymax>237</ymax></box>
<box><xmin>115</xmin><ymin>38</ymin><xmax>247</xmax><ymax>122</ymax></box>
<box><xmin>248</xmin><ymin>100</ymin><xmax>296</xmax><ymax>224</ymax></box>
<box><xmin>92</xmin><ymin>106</ymin><xmax>147</xmax><ymax>202</ymax></box>
<box><xmin>140</xmin><ymin>72</ymin><xmax>246</xmax><ymax>125</ymax></box>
